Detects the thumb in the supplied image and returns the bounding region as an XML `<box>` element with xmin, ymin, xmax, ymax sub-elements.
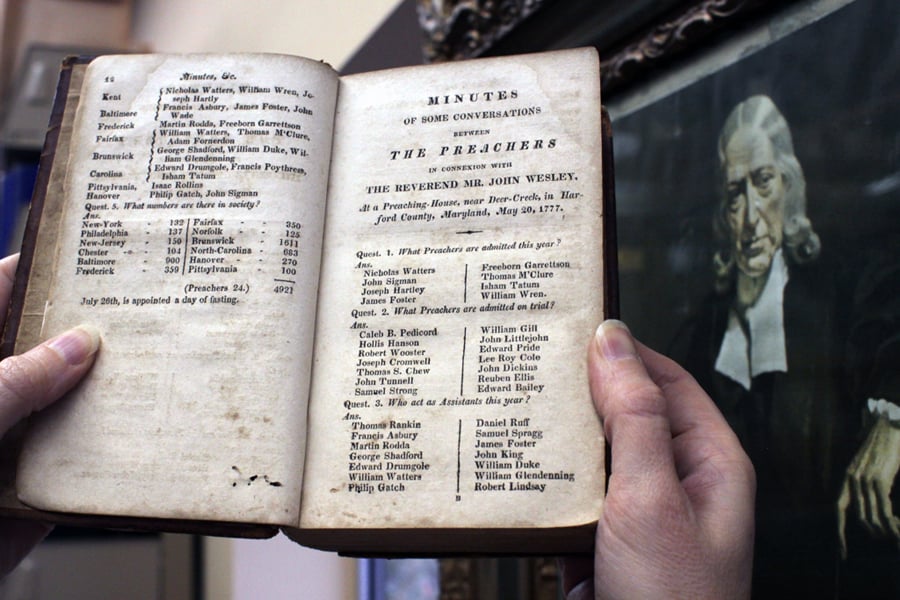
<box><xmin>589</xmin><ymin>320</ymin><xmax>678</xmax><ymax>488</ymax></box>
<box><xmin>0</xmin><ymin>325</ymin><xmax>100</xmax><ymax>435</ymax></box>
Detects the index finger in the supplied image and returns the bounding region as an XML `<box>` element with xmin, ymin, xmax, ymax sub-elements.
<box><xmin>635</xmin><ymin>341</ymin><xmax>747</xmax><ymax>479</ymax></box>
<box><xmin>635</xmin><ymin>337</ymin><xmax>755</xmax><ymax>546</ymax></box>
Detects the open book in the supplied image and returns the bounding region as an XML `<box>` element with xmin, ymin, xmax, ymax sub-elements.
<box><xmin>0</xmin><ymin>48</ymin><xmax>615</xmax><ymax>554</ymax></box>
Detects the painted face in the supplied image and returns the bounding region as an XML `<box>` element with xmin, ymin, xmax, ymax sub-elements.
<box><xmin>723</xmin><ymin>127</ymin><xmax>785</xmax><ymax>279</ymax></box>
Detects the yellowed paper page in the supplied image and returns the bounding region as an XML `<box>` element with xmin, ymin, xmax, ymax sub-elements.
<box><xmin>17</xmin><ymin>54</ymin><xmax>338</xmax><ymax>525</ymax></box>
<box><xmin>302</xmin><ymin>48</ymin><xmax>605</xmax><ymax>530</ymax></box>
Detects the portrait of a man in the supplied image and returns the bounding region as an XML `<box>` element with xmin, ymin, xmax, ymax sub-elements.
<box><xmin>608</xmin><ymin>1</ymin><xmax>899</xmax><ymax>595</ymax></box>
<box><xmin>683</xmin><ymin>94</ymin><xmax>900</xmax><ymax>597</ymax></box>
<box><xmin>710</xmin><ymin>95</ymin><xmax>820</xmax><ymax>388</ymax></box>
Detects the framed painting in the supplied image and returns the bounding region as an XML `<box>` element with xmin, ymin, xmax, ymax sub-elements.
<box><xmin>610</xmin><ymin>0</ymin><xmax>900</xmax><ymax>597</ymax></box>
<box><xmin>411</xmin><ymin>0</ymin><xmax>900</xmax><ymax>597</ymax></box>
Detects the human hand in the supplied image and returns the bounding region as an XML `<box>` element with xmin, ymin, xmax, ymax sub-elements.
<box><xmin>837</xmin><ymin>415</ymin><xmax>900</xmax><ymax>558</ymax></box>
<box><xmin>561</xmin><ymin>320</ymin><xmax>755</xmax><ymax>600</ymax></box>
<box><xmin>0</xmin><ymin>254</ymin><xmax>100</xmax><ymax>576</ymax></box>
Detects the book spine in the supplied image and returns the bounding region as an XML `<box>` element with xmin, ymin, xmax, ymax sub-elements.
<box><xmin>0</xmin><ymin>56</ymin><xmax>90</xmax><ymax>359</ymax></box>
<box><xmin>601</xmin><ymin>108</ymin><xmax>619</xmax><ymax>320</ymax></box>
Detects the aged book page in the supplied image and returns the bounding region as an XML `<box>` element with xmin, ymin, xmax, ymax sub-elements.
<box><xmin>16</xmin><ymin>54</ymin><xmax>339</xmax><ymax>525</ymax></box>
<box><xmin>301</xmin><ymin>48</ymin><xmax>606</xmax><ymax>531</ymax></box>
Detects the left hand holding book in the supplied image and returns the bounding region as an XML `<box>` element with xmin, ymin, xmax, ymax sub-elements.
<box><xmin>0</xmin><ymin>253</ymin><xmax>100</xmax><ymax>576</ymax></box>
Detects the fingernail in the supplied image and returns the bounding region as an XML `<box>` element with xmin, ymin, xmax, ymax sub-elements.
<box><xmin>595</xmin><ymin>319</ymin><xmax>637</xmax><ymax>361</ymax></box>
<box><xmin>46</xmin><ymin>325</ymin><xmax>101</xmax><ymax>366</ymax></box>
